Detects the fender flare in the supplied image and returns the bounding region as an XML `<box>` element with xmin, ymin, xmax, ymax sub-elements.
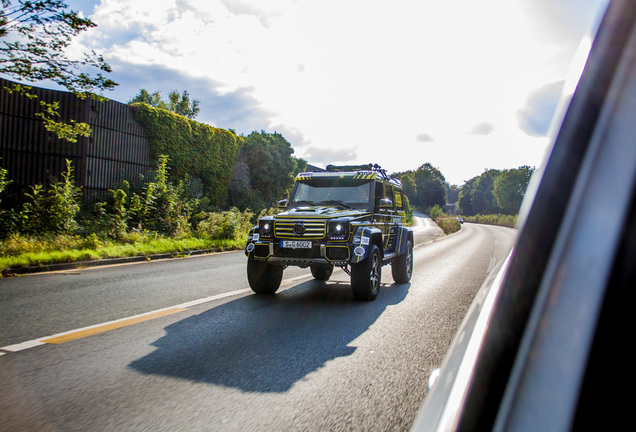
<box><xmin>396</xmin><ymin>226</ymin><xmax>414</xmax><ymax>256</ymax></box>
<box><xmin>351</xmin><ymin>226</ymin><xmax>383</xmax><ymax>264</ymax></box>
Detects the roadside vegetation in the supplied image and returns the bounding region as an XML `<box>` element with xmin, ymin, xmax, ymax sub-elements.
<box><xmin>460</xmin><ymin>214</ymin><xmax>518</xmax><ymax>228</ymax></box>
<box><xmin>394</xmin><ymin>164</ymin><xmax>530</xmax><ymax>234</ymax></box>
<box><xmin>427</xmin><ymin>204</ymin><xmax>460</xmax><ymax>235</ymax></box>
<box><xmin>0</xmin><ymin>157</ymin><xmax>258</xmax><ymax>276</ymax></box>
<box><xmin>426</xmin><ymin>206</ymin><xmax>518</xmax><ymax>236</ymax></box>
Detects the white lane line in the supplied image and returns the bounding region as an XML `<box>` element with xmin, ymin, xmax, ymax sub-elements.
<box><xmin>0</xmin><ymin>274</ymin><xmax>314</xmax><ymax>355</ymax></box>
<box><xmin>487</xmin><ymin>256</ymin><xmax>497</xmax><ymax>274</ymax></box>
<box><xmin>1</xmin><ymin>339</ymin><xmax>46</xmax><ymax>353</ymax></box>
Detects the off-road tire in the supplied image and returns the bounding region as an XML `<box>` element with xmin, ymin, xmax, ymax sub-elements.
<box><xmin>247</xmin><ymin>257</ymin><xmax>283</xmax><ymax>294</ymax></box>
<box><xmin>351</xmin><ymin>244</ymin><xmax>381</xmax><ymax>301</ymax></box>
<box><xmin>310</xmin><ymin>264</ymin><xmax>334</xmax><ymax>281</ymax></box>
<box><xmin>391</xmin><ymin>239</ymin><xmax>413</xmax><ymax>283</ymax></box>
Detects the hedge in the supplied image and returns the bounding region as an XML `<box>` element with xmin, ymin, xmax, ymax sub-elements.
<box><xmin>131</xmin><ymin>103</ymin><xmax>243</xmax><ymax>206</ymax></box>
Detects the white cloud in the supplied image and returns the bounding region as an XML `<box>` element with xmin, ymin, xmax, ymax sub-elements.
<box><xmin>63</xmin><ymin>0</ymin><xmax>609</xmax><ymax>184</ymax></box>
<box><xmin>518</xmin><ymin>80</ymin><xmax>565</xmax><ymax>137</ymax></box>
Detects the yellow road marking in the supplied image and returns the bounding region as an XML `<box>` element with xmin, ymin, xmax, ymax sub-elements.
<box><xmin>3</xmin><ymin>280</ymin><xmax>309</xmax><ymax>354</ymax></box>
<box><xmin>41</xmin><ymin>308</ymin><xmax>188</xmax><ymax>344</ymax></box>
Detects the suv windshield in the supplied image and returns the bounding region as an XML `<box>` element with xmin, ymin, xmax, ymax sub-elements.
<box><xmin>289</xmin><ymin>180</ymin><xmax>372</xmax><ymax>208</ymax></box>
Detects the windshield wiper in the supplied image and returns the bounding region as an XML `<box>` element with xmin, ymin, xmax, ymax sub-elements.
<box><xmin>319</xmin><ymin>200</ymin><xmax>352</xmax><ymax>209</ymax></box>
<box><xmin>291</xmin><ymin>200</ymin><xmax>316</xmax><ymax>207</ymax></box>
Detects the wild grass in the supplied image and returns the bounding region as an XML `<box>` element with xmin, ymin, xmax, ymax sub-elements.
<box><xmin>0</xmin><ymin>157</ymin><xmax>259</xmax><ymax>276</ymax></box>
<box><xmin>435</xmin><ymin>217</ymin><xmax>462</xmax><ymax>234</ymax></box>
<box><xmin>462</xmin><ymin>214</ymin><xmax>517</xmax><ymax>228</ymax></box>
<box><xmin>0</xmin><ymin>231</ymin><xmax>248</xmax><ymax>275</ymax></box>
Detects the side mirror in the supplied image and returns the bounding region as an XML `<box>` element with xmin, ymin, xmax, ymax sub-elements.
<box><xmin>277</xmin><ymin>199</ymin><xmax>288</xmax><ymax>209</ymax></box>
<box><xmin>379</xmin><ymin>198</ymin><xmax>393</xmax><ymax>208</ymax></box>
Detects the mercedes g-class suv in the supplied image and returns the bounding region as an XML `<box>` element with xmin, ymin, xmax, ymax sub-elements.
<box><xmin>245</xmin><ymin>164</ymin><xmax>414</xmax><ymax>301</ymax></box>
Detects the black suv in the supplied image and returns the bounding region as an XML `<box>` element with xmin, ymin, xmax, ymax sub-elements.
<box><xmin>245</xmin><ymin>164</ymin><xmax>414</xmax><ymax>301</ymax></box>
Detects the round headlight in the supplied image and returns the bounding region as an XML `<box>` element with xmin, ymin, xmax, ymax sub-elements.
<box><xmin>261</xmin><ymin>222</ymin><xmax>272</xmax><ymax>234</ymax></box>
<box><xmin>334</xmin><ymin>223</ymin><xmax>343</xmax><ymax>234</ymax></box>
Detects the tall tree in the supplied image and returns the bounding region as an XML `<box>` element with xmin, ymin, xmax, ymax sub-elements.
<box><xmin>471</xmin><ymin>169</ymin><xmax>501</xmax><ymax>215</ymax></box>
<box><xmin>0</xmin><ymin>0</ymin><xmax>116</xmax><ymax>93</ymax></box>
<box><xmin>494</xmin><ymin>166</ymin><xmax>534</xmax><ymax>214</ymax></box>
<box><xmin>242</xmin><ymin>131</ymin><xmax>296</xmax><ymax>208</ymax></box>
<box><xmin>399</xmin><ymin>172</ymin><xmax>417</xmax><ymax>206</ymax></box>
<box><xmin>446</xmin><ymin>183</ymin><xmax>460</xmax><ymax>204</ymax></box>
<box><xmin>394</xmin><ymin>163</ymin><xmax>447</xmax><ymax>211</ymax></box>
<box><xmin>167</xmin><ymin>90</ymin><xmax>200</xmax><ymax>119</ymax></box>
<box><xmin>457</xmin><ymin>178</ymin><xmax>476</xmax><ymax>215</ymax></box>
<box><xmin>419</xmin><ymin>177</ymin><xmax>446</xmax><ymax>211</ymax></box>
<box><xmin>128</xmin><ymin>89</ymin><xmax>166</xmax><ymax>109</ymax></box>
<box><xmin>1</xmin><ymin>0</ymin><xmax>116</xmax><ymax>141</ymax></box>
<box><xmin>129</xmin><ymin>89</ymin><xmax>200</xmax><ymax>119</ymax></box>
<box><xmin>414</xmin><ymin>163</ymin><xmax>446</xmax><ymax>210</ymax></box>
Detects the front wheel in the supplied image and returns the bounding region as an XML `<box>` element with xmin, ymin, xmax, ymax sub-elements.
<box><xmin>351</xmin><ymin>245</ymin><xmax>381</xmax><ymax>301</ymax></box>
<box><xmin>247</xmin><ymin>257</ymin><xmax>283</xmax><ymax>294</ymax></box>
<box><xmin>392</xmin><ymin>239</ymin><xmax>413</xmax><ymax>283</ymax></box>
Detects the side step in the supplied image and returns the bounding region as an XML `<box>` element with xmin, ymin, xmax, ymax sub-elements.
<box><xmin>382</xmin><ymin>252</ymin><xmax>398</xmax><ymax>264</ymax></box>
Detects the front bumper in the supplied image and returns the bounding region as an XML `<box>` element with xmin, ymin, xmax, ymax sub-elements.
<box><xmin>246</xmin><ymin>241</ymin><xmax>352</xmax><ymax>267</ymax></box>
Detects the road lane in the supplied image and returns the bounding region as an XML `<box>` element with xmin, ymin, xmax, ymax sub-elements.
<box><xmin>0</xmin><ymin>214</ymin><xmax>444</xmax><ymax>349</ymax></box>
<box><xmin>0</xmin><ymin>222</ymin><xmax>516</xmax><ymax>431</ymax></box>
<box><xmin>0</xmin><ymin>251</ymin><xmax>308</xmax><ymax>348</ymax></box>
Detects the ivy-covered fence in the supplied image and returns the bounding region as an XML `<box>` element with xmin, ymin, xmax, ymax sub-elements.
<box><xmin>1</xmin><ymin>78</ymin><xmax>245</xmax><ymax>211</ymax></box>
<box><xmin>130</xmin><ymin>103</ymin><xmax>243</xmax><ymax>207</ymax></box>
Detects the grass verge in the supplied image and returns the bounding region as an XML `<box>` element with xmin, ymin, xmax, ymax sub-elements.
<box><xmin>462</xmin><ymin>214</ymin><xmax>517</xmax><ymax>228</ymax></box>
<box><xmin>435</xmin><ymin>216</ymin><xmax>462</xmax><ymax>235</ymax></box>
<box><xmin>0</xmin><ymin>233</ymin><xmax>247</xmax><ymax>276</ymax></box>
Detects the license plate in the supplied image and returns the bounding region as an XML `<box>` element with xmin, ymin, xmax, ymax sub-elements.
<box><xmin>281</xmin><ymin>240</ymin><xmax>312</xmax><ymax>249</ymax></box>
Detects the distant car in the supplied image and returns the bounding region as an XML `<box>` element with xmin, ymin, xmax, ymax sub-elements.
<box><xmin>245</xmin><ymin>164</ymin><xmax>413</xmax><ymax>301</ymax></box>
<box><xmin>457</xmin><ymin>217</ymin><xmax>464</xmax><ymax>224</ymax></box>
<box><xmin>411</xmin><ymin>0</ymin><xmax>634</xmax><ymax>430</ymax></box>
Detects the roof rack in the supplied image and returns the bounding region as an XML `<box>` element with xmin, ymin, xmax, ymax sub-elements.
<box><xmin>321</xmin><ymin>163</ymin><xmax>402</xmax><ymax>187</ymax></box>
<box><xmin>325</xmin><ymin>163</ymin><xmax>390</xmax><ymax>180</ymax></box>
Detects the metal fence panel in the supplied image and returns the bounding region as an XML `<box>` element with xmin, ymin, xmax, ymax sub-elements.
<box><xmin>0</xmin><ymin>77</ymin><xmax>151</xmax><ymax>207</ymax></box>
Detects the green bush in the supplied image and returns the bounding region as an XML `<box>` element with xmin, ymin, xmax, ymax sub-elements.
<box><xmin>404</xmin><ymin>195</ymin><xmax>414</xmax><ymax>224</ymax></box>
<box><xmin>195</xmin><ymin>208</ymin><xmax>253</xmax><ymax>240</ymax></box>
<box><xmin>436</xmin><ymin>217</ymin><xmax>461</xmax><ymax>234</ymax></box>
<box><xmin>12</xmin><ymin>159</ymin><xmax>82</xmax><ymax>236</ymax></box>
<box><xmin>125</xmin><ymin>155</ymin><xmax>194</xmax><ymax>237</ymax></box>
<box><xmin>0</xmin><ymin>152</ymin><xmax>261</xmax><ymax>274</ymax></box>
<box><xmin>429</xmin><ymin>204</ymin><xmax>445</xmax><ymax>220</ymax></box>
<box><xmin>463</xmin><ymin>214</ymin><xmax>517</xmax><ymax>228</ymax></box>
<box><xmin>48</xmin><ymin>159</ymin><xmax>82</xmax><ymax>232</ymax></box>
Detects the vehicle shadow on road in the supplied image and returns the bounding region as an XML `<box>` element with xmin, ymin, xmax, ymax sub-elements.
<box><xmin>129</xmin><ymin>280</ymin><xmax>409</xmax><ymax>393</ymax></box>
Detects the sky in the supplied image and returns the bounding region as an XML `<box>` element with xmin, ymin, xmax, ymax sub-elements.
<box><xmin>10</xmin><ymin>0</ymin><xmax>611</xmax><ymax>185</ymax></box>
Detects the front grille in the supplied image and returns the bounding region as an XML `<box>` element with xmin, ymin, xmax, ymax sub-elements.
<box><xmin>275</xmin><ymin>220</ymin><xmax>326</xmax><ymax>239</ymax></box>
<box><xmin>327</xmin><ymin>246</ymin><xmax>350</xmax><ymax>261</ymax></box>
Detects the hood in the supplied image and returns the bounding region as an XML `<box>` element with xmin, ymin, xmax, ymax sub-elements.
<box><xmin>277</xmin><ymin>206</ymin><xmax>369</xmax><ymax>219</ymax></box>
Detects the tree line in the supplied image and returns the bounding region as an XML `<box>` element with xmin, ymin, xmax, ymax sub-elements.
<box><xmin>456</xmin><ymin>166</ymin><xmax>533</xmax><ymax>215</ymax></box>
<box><xmin>393</xmin><ymin>164</ymin><xmax>534</xmax><ymax>216</ymax></box>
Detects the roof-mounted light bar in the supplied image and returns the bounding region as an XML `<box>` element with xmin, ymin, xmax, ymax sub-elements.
<box><xmin>325</xmin><ymin>163</ymin><xmax>389</xmax><ymax>179</ymax></box>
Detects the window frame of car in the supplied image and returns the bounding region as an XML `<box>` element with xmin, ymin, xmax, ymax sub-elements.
<box><xmin>412</xmin><ymin>0</ymin><xmax>636</xmax><ymax>430</ymax></box>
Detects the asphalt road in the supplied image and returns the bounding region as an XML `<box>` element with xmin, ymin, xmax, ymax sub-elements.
<box><xmin>0</xmin><ymin>219</ymin><xmax>516</xmax><ymax>431</ymax></box>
